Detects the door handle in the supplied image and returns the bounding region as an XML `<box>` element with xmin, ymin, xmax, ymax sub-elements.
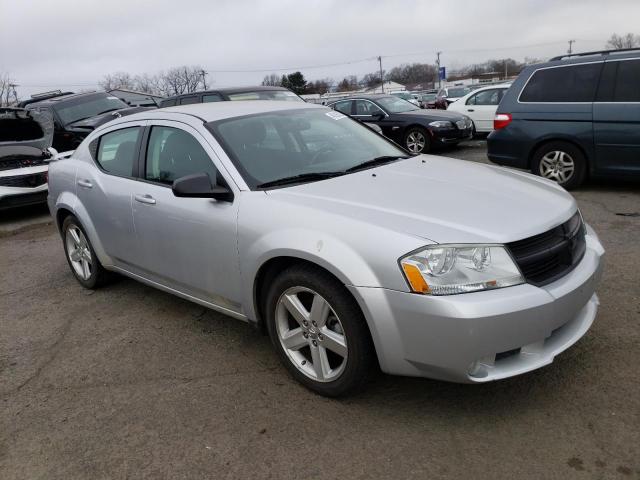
<box><xmin>467</xmin><ymin>109</ymin><xmax>475</xmax><ymax>112</ymax></box>
<box><xmin>77</xmin><ymin>179</ymin><xmax>93</xmax><ymax>189</ymax></box>
<box><xmin>134</xmin><ymin>194</ymin><xmax>156</xmax><ymax>205</ymax></box>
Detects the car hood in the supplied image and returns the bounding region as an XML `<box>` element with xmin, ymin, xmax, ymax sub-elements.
<box><xmin>398</xmin><ymin>109</ymin><xmax>467</xmax><ymax>122</ymax></box>
<box><xmin>0</xmin><ymin>107</ymin><xmax>53</xmax><ymax>151</ymax></box>
<box><xmin>66</xmin><ymin>106</ymin><xmax>153</xmax><ymax>130</ymax></box>
<box><xmin>266</xmin><ymin>156</ymin><xmax>576</xmax><ymax>244</ymax></box>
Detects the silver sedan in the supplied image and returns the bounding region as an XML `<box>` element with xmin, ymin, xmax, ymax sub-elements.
<box><xmin>47</xmin><ymin>101</ymin><xmax>604</xmax><ymax>396</ymax></box>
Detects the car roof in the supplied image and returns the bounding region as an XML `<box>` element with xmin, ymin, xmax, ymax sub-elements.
<box><xmin>162</xmin><ymin>86</ymin><xmax>292</xmax><ymax>101</ymax></box>
<box><xmin>24</xmin><ymin>91</ymin><xmax>108</xmax><ymax>107</ymax></box>
<box><xmin>115</xmin><ymin>100</ymin><xmax>325</xmax><ymax>124</ymax></box>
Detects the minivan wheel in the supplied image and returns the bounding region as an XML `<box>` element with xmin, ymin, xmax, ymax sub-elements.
<box><xmin>532</xmin><ymin>141</ymin><xmax>587</xmax><ymax>189</ymax></box>
<box><xmin>265</xmin><ymin>265</ymin><xmax>375</xmax><ymax>397</ymax></box>
<box><xmin>404</xmin><ymin>127</ymin><xmax>431</xmax><ymax>153</ymax></box>
<box><xmin>62</xmin><ymin>215</ymin><xmax>109</xmax><ymax>289</ymax></box>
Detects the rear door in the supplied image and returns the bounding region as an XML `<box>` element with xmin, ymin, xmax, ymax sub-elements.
<box><xmin>594</xmin><ymin>58</ymin><xmax>640</xmax><ymax>174</ymax></box>
<box><xmin>76</xmin><ymin>122</ymin><xmax>144</xmax><ymax>267</ymax></box>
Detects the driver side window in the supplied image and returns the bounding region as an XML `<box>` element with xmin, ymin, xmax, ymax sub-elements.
<box><xmin>145</xmin><ymin>126</ymin><xmax>217</xmax><ymax>186</ymax></box>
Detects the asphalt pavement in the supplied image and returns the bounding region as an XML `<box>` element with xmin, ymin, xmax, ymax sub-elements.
<box><xmin>1</xmin><ymin>141</ymin><xmax>639</xmax><ymax>479</ymax></box>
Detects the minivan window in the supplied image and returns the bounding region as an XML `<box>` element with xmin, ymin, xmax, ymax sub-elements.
<box><xmin>179</xmin><ymin>96</ymin><xmax>199</xmax><ymax>105</ymax></box>
<box><xmin>519</xmin><ymin>63</ymin><xmax>602</xmax><ymax>102</ymax></box>
<box><xmin>203</xmin><ymin>94</ymin><xmax>223</xmax><ymax>103</ymax></box>
<box><xmin>96</xmin><ymin>127</ymin><xmax>140</xmax><ymax>177</ymax></box>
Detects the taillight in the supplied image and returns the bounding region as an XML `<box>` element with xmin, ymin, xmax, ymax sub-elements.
<box><xmin>494</xmin><ymin>113</ymin><xmax>512</xmax><ymax>130</ymax></box>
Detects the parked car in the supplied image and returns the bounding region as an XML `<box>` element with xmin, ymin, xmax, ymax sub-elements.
<box><xmin>158</xmin><ymin>86</ymin><xmax>303</xmax><ymax>107</ymax></box>
<box><xmin>434</xmin><ymin>86</ymin><xmax>473</xmax><ymax>109</ymax></box>
<box><xmin>447</xmin><ymin>84</ymin><xmax>511</xmax><ymax>134</ymax></box>
<box><xmin>24</xmin><ymin>91</ymin><xmax>149</xmax><ymax>151</ymax></box>
<box><xmin>488</xmin><ymin>48</ymin><xmax>640</xmax><ymax>189</ymax></box>
<box><xmin>416</xmin><ymin>91</ymin><xmax>438</xmax><ymax>109</ymax></box>
<box><xmin>48</xmin><ymin>101</ymin><xmax>604</xmax><ymax>396</ymax></box>
<box><xmin>328</xmin><ymin>94</ymin><xmax>473</xmax><ymax>153</ymax></box>
<box><xmin>390</xmin><ymin>91</ymin><xmax>420</xmax><ymax>106</ymax></box>
<box><xmin>0</xmin><ymin>107</ymin><xmax>54</xmax><ymax>209</ymax></box>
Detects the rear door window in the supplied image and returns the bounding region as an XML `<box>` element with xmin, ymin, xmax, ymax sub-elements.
<box><xmin>520</xmin><ymin>63</ymin><xmax>602</xmax><ymax>102</ymax></box>
<box><xmin>96</xmin><ymin>127</ymin><xmax>140</xmax><ymax>177</ymax></box>
<box><xmin>179</xmin><ymin>96</ymin><xmax>199</xmax><ymax>105</ymax></box>
<box><xmin>332</xmin><ymin>100</ymin><xmax>353</xmax><ymax>115</ymax></box>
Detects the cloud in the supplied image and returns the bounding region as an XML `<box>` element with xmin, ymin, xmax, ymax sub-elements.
<box><xmin>1</xmin><ymin>0</ymin><xmax>638</xmax><ymax>97</ymax></box>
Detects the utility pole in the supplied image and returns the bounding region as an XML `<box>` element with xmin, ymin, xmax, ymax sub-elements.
<box><xmin>436</xmin><ymin>51</ymin><xmax>442</xmax><ymax>89</ymax></box>
<box><xmin>200</xmin><ymin>70</ymin><xmax>208</xmax><ymax>90</ymax></box>
<box><xmin>377</xmin><ymin>56</ymin><xmax>384</xmax><ymax>93</ymax></box>
<box><xmin>504</xmin><ymin>60</ymin><xmax>508</xmax><ymax>80</ymax></box>
<box><xmin>568</xmin><ymin>39</ymin><xmax>575</xmax><ymax>55</ymax></box>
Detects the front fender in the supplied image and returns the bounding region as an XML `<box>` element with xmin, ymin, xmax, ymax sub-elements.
<box><xmin>240</xmin><ymin>227</ymin><xmax>383</xmax><ymax>321</ymax></box>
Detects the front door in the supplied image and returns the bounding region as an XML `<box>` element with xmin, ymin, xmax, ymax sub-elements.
<box><xmin>594</xmin><ymin>58</ymin><xmax>640</xmax><ymax>175</ymax></box>
<box><xmin>130</xmin><ymin>122</ymin><xmax>242</xmax><ymax>311</ymax></box>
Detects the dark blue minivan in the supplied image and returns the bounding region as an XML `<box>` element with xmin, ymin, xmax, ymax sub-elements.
<box><xmin>487</xmin><ymin>49</ymin><xmax>640</xmax><ymax>188</ymax></box>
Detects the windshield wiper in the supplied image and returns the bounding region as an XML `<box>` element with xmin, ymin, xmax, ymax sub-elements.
<box><xmin>257</xmin><ymin>171</ymin><xmax>345</xmax><ymax>189</ymax></box>
<box><xmin>344</xmin><ymin>155</ymin><xmax>409</xmax><ymax>173</ymax></box>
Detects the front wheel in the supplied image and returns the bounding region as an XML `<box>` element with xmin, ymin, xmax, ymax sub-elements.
<box><xmin>265</xmin><ymin>265</ymin><xmax>375</xmax><ymax>397</ymax></box>
<box><xmin>404</xmin><ymin>127</ymin><xmax>431</xmax><ymax>154</ymax></box>
<box><xmin>531</xmin><ymin>141</ymin><xmax>587</xmax><ymax>189</ymax></box>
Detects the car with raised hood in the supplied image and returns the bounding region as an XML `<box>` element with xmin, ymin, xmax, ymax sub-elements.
<box><xmin>24</xmin><ymin>91</ymin><xmax>149</xmax><ymax>151</ymax></box>
<box><xmin>328</xmin><ymin>94</ymin><xmax>473</xmax><ymax>154</ymax></box>
<box><xmin>158</xmin><ymin>86</ymin><xmax>304</xmax><ymax>108</ymax></box>
<box><xmin>488</xmin><ymin>48</ymin><xmax>640</xmax><ymax>189</ymax></box>
<box><xmin>0</xmin><ymin>107</ymin><xmax>55</xmax><ymax>209</ymax></box>
<box><xmin>47</xmin><ymin>101</ymin><xmax>604</xmax><ymax>397</ymax></box>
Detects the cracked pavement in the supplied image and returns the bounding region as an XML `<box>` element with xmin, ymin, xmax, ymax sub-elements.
<box><xmin>1</xmin><ymin>142</ymin><xmax>639</xmax><ymax>479</ymax></box>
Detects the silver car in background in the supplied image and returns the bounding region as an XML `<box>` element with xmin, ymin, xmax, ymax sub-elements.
<box><xmin>47</xmin><ymin>101</ymin><xmax>604</xmax><ymax>396</ymax></box>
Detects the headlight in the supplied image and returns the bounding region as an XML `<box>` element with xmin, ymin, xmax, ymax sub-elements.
<box><xmin>428</xmin><ymin>120</ymin><xmax>453</xmax><ymax>128</ymax></box>
<box><xmin>399</xmin><ymin>244</ymin><xmax>524</xmax><ymax>295</ymax></box>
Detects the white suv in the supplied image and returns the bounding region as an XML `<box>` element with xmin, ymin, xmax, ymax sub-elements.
<box><xmin>0</xmin><ymin>108</ymin><xmax>54</xmax><ymax>210</ymax></box>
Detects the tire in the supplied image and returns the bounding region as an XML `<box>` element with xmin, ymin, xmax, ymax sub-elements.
<box><xmin>404</xmin><ymin>126</ymin><xmax>431</xmax><ymax>154</ymax></box>
<box><xmin>61</xmin><ymin>215</ymin><xmax>109</xmax><ymax>289</ymax></box>
<box><xmin>531</xmin><ymin>141</ymin><xmax>587</xmax><ymax>189</ymax></box>
<box><xmin>265</xmin><ymin>264</ymin><xmax>376</xmax><ymax>397</ymax></box>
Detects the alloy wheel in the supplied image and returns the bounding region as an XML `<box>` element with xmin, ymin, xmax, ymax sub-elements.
<box><xmin>275</xmin><ymin>286</ymin><xmax>348</xmax><ymax>382</ymax></box>
<box><xmin>539</xmin><ymin>150</ymin><xmax>575</xmax><ymax>184</ymax></box>
<box><xmin>406</xmin><ymin>131</ymin><xmax>426</xmax><ymax>153</ymax></box>
<box><xmin>65</xmin><ymin>225</ymin><xmax>92</xmax><ymax>281</ymax></box>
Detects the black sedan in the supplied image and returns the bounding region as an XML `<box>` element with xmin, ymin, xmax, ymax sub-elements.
<box><xmin>328</xmin><ymin>94</ymin><xmax>473</xmax><ymax>154</ymax></box>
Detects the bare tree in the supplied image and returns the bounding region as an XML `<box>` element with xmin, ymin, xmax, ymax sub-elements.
<box><xmin>261</xmin><ymin>73</ymin><xmax>281</xmax><ymax>86</ymax></box>
<box><xmin>606</xmin><ymin>33</ymin><xmax>640</xmax><ymax>50</ymax></box>
<box><xmin>99</xmin><ymin>71</ymin><xmax>135</xmax><ymax>91</ymax></box>
<box><xmin>0</xmin><ymin>72</ymin><xmax>19</xmax><ymax>106</ymax></box>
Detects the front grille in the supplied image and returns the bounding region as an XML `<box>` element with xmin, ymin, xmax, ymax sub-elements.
<box><xmin>0</xmin><ymin>155</ymin><xmax>46</xmax><ymax>171</ymax></box>
<box><xmin>0</xmin><ymin>172</ymin><xmax>47</xmax><ymax>188</ymax></box>
<box><xmin>507</xmin><ymin>212</ymin><xmax>586</xmax><ymax>286</ymax></box>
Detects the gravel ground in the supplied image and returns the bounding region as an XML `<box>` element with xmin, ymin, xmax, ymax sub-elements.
<box><xmin>1</xmin><ymin>141</ymin><xmax>639</xmax><ymax>479</ymax></box>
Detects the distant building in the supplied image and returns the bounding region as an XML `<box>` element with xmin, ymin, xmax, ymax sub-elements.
<box><xmin>362</xmin><ymin>80</ymin><xmax>406</xmax><ymax>94</ymax></box>
<box><xmin>444</xmin><ymin>72</ymin><xmax>514</xmax><ymax>88</ymax></box>
<box><xmin>108</xmin><ymin>89</ymin><xmax>164</xmax><ymax>107</ymax></box>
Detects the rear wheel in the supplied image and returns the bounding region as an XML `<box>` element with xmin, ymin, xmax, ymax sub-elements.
<box><xmin>532</xmin><ymin>141</ymin><xmax>587</xmax><ymax>189</ymax></box>
<box><xmin>265</xmin><ymin>265</ymin><xmax>375</xmax><ymax>397</ymax></box>
<box><xmin>62</xmin><ymin>215</ymin><xmax>109</xmax><ymax>289</ymax></box>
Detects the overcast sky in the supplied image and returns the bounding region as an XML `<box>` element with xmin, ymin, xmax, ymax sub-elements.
<box><xmin>2</xmin><ymin>0</ymin><xmax>639</xmax><ymax>98</ymax></box>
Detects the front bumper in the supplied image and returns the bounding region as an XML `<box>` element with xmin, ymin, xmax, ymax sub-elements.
<box><xmin>432</xmin><ymin>127</ymin><xmax>473</xmax><ymax>145</ymax></box>
<box><xmin>0</xmin><ymin>165</ymin><xmax>49</xmax><ymax>210</ymax></box>
<box><xmin>349</xmin><ymin>226</ymin><xmax>604</xmax><ymax>383</ymax></box>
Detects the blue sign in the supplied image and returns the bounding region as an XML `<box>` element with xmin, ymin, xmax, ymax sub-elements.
<box><xmin>439</xmin><ymin>66</ymin><xmax>446</xmax><ymax>80</ymax></box>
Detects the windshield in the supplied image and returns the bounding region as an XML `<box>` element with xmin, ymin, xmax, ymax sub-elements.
<box><xmin>448</xmin><ymin>87</ymin><xmax>471</xmax><ymax>98</ymax></box>
<box><xmin>54</xmin><ymin>94</ymin><xmax>128</xmax><ymax>125</ymax></box>
<box><xmin>227</xmin><ymin>90</ymin><xmax>303</xmax><ymax>102</ymax></box>
<box><xmin>376</xmin><ymin>96</ymin><xmax>420</xmax><ymax>113</ymax></box>
<box><xmin>208</xmin><ymin>108</ymin><xmax>407</xmax><ymax>189</ymax></box>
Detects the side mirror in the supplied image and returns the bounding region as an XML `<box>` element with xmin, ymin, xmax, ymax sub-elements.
<box><xmin>172</xmin><ymin>173</ymin><xmax>234</xmax><ymax>202</ymax></box>
<box><xmin>371</xmin><ymin>111</ymin><xmax>385</xmax><ymax>120</ymax></box>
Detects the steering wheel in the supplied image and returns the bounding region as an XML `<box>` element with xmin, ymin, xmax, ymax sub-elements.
<box><xmin>309</xmin><ymin>147</ymin><xmax>334</xmax><ymax>165</ymax></box>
